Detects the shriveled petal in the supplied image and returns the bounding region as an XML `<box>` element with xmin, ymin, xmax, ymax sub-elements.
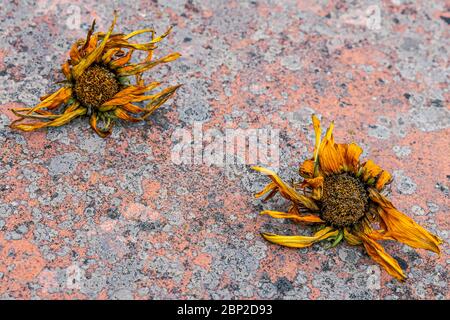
<box><xmin>89</xmin><ymin>113</ymin><xmax>114</xmax><ymax>138</ymax></box>
<box><xmin>72</xmin><ymin>13</ymin><xmax>117</xmax><ymax>80</ymax></box>
<box><xmin>81</xmin><ymin>20</ymin><xmax>96</xmax><ymax>53</ymax></box>
<box><xmin>12</xmin><ymin>101</ymin><xmax>81</xmax><ymax>120</ymax></box>
<box><xmin>115</xmin><ymin>52</ymin><xmax>181</xmax><ymax>76</ymax></box>
<box><xmin>375</xmin><ymin>170</ymin><xmax>392</xmax><ymax>190</ymax></box>
<box><xmin>260</xmin><ymin>210</ymin><xmax>324</xmax><ymax>223</ymax></box>
<box><xmin>123</xmin><ymin>28</ymin><xmax>155</xmax><ymax>40</ymax></box>
<box><xmin>252</xmin><ymin>166</ymin><xmax>319</xmax><ymax>211</ymax></box>
<box><xmin>114</xmin><ymin>108</ymin><xmax>141</xmax><ymax>122</ymax></box>
<box><xmin>83</xmin><ymin>33</ymin><xmax>99</xmax><ymax>56</ymax></box>
<box><xmin>104</xmin><ymin>27</ymin><xmax>172</xmax><ymax>51</ymax></box>
<box><xmin>318</xmin><ymin>121</ymin><xmax>345</xmax><ymax>175</ymax></box>
<box><xmin>12</xmin><ymin>109</ymin><xmax>62</xmax><ymax>120</ymax></box>
<box><xmin>343</xmin><ymin>228</ymin><xmax>362</xmax><ymax>245</ymax></box>
<box><xmin>61</xmin><ymin>61</ymin><xmax>72</xmax><ymax>81</ymax></box>
<box><xmin>69</xmin><ymin>39</ymin><xmax>84</xmax><ymax>65</ymax></box>
<box><xmin>100</xmin><ymin>82</ymin><xmax>161</xmax><ymax>108</ymax></box>
<box><xmin>359</xmin><ymin>232</ymin><xmax>406</xmax><ymax>281</ymax></box>
<box><xmin>344</xmin><ymin>143</ymin><xmax>363</xmax><ymax>172</ymax></box>
<box><xmin>120</xmin><ymin>103</ymin><xmax>146</xmax><ymax>114</ymax></box>
<box><xmin>102</xmin><ymin>48</ymin><xmax>122</xmax><ymax>64</ymax></box>
<box><xmin>362</xmin><ymin>159</ymin><xmax>383</xmax><ymax>182</ymax></box>
<box><xmin>255</xmin><ymin>182</ymin><xmax>277</xmax><ymax>199</ymax></box>
<box><xmin>369</xmin><ymin>188</ymin><xmax>442</xmax><ymax>254</ymax></box>
<box><xmin>148</xmin><ymin>26</ymin><xmax>173</xmax><ymax>44</ymax></box>
<box><xmin>10</xmin><ymin>107</ymin><xmax>86</xmax><ymax>132</ymax></box>
<box><xmin>312</xmin><ymin>114</ymin><xmax>321</xmax><ymax>177</ymax></box>
<box><xmin>262</xmin><ymin>226</ymin><xmax>338</xmax><ymax>248</ymax></box>
<box><xmin>302</xmin><ymin>176</ymin><xmax>323</xmax><ymax>189</ymax></box>
<box><xmin>109</xmin><ymin>49</ymin><xmax>134</xmax><ymax>69</ymax></box>
<box><xmin>100</xmin><ymin>84</ymin><xmax>180</xmax><ymax>115</ymax></box>
<box><xmin>299</xmin><ymin>159</ymin><xmax>314</xmax><ymax>178</ymax></box>
<box><xmin>104</xmin><ymin>40</ymin><xmax>156</xmax><ymax>51</ymax></box>
<box><xmin>63</xmin><ymin>101</ymin><xmax>81</xmax><ymax>114</ymax></box>
<box><xmin>140</xmin><ymin>85</ymin><xmax>181</xmax><ymax>119</ymax></box>
<box><xmin>24</xmin><ymin>87</ymin><xmax>73</xmax><ymax>113</ymax></box>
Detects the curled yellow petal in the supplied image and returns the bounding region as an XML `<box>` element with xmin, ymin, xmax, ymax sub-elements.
<box><xmin>109</xmin><ymin>49</ymin><xmax>134</xmax><ymax>69</ymax></box>
<box><xmin>359</xmin><ymin>232</ymin><xmax>406</xmax><ymax>281</ymax></box>
<box><xmin>252</xmin><ymin>166</ymin><xmax>319</xmax><ymax>211</ymax></box>
<box><xmin>102</xmin><ymin>48</ymin><xmax>122</xmax><ymax>64</ymax></box>
<box><xmin>318</xmin><ymin>122</ymin><xmax>345</xmax><ymax>175</ymax></box>
<box><xmin>141</xmin><ymin>85</ymin><xmax>182</xmax><ymax>119</ymax></box>
<box><xmin>262</xmin><ymin>226</ymin><xmax>338</xmax><ymax>248</ymax></box>
<box><xmin>345</xmin><ymin>143</ymin><xmax>363</xmax><ymax>172</ymax></box>
<box><xmin>303</xmin><ymin>176</ymin><xmax>323</xmax><ymax>189</ymax></box>
<box><xmin>312</xmin><ymin>114</ymin><xmax>321</xmax><ymax>176</ymax></box>
<box><xmin>260</xmin><ymin>210</ymin><xmax>324</xmax><ymax>223</ymax></box>
<box><xmin>69</xmin><ymin>39</ymin><xmax>83</xmax><ymax>65</ymax></box>
<box><xmin>362</xmin><ymin>159</ymin><xmax>383</xmax><ymax>182</ymax></box>
<box><xmin>343</xmin><ymin>228</ymin><xmax>362</xmax><ymax>245</ymax></box>
<box><xmin>255</xmin><ymin>182</ymin><xmax>277</xmax><ymax>199</ymax></box>
<box><xmin>81</xmin><ymin>19</ymin><xmax>96</xmax><ymax>53</ymax></box>
<box><xmin>12</xmin><ymin>109</ymin><xmax>62</xmax><ymax>120</ymax></box>
<box><xmin>123</xmin><ymin>28</ymin><xmax>155</xmax><ymax>40</ymax></box>
<box><xmin>89</xmin><ymin>113</ymin><xmax>114</xmax><ymax>138</ymax></box>
<box><xmin>375</xmin><ymin>170</ymin><xmax>392</xmax><ymax>190</ymax></box>
<box><xmin>121</xmin><ymin>103</ymin><xmax>146</xmax><ymax>114</ymax></box>
<box><xmin>72</xmin><ymin>13</ymin><xmax>117</xmax><ymax>80</ymax></box>
<box><xmin>100</xmin><ymin>82</ymin><xmax>161</xmax><ymax>107</ymax></box>
<box><xmin>116</xmin><ymin>52</ymin><xmax>181</xmax><ymax>76</ymax></box>
<box><xmin>25</xmin><ymin>87</ymin><xmax>72</xmax><ymax>113</ymax></box>
<box><xmin>61</xmin><ymin>61</ymin><xmax>72</xmax><ymax>81</ymax></box>
<box><xmin>114</xmin><ymin>108</ymin><xmax>141</xmax><ymax>122</ymax></box>
<box><xmin>369</xmin><ymin>188</ymin><xmax>442</xmax><ymax>254</ymax></box>
<box><xmin>148</xmin><ymin>26</ymin><xmax>173</xmax><ymax>44</ymax></box>
<box><xmin>10</xmin><ymin>107</ymin><xmax>86</xmax><ymax>132</ymax></box>
<box><xmin>299</xmin><ymin>159</ymin><xmax>314</xmax><ymax>178</ymax></box>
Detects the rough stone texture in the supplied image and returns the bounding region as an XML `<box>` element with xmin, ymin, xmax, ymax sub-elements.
<box><xmin>0</xmin><ymin>0</ymin><xmax>448</xmax><ymax>300</ymax></box>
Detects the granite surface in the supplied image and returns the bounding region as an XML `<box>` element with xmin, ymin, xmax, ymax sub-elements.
<box><xmin>0</xmin><ymin>0</ymin><xmax>448</xmax><ymax>299</ymax></box>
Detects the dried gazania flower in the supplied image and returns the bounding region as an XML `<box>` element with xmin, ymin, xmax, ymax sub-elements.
<box><xmin>10</xmin><ymin>13</ymin><xmax>181</xmax><ymax>137</ymax></box>
<box><xmin>253</xmin><ymin>115</ymin><xmax>442</xmax><ymax>281</ymax></box>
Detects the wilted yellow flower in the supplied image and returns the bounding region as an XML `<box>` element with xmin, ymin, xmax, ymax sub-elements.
<box><xmin>10</xmin><ymin>12</ymin><xmax>181</xmax><ymax>137</ymax></box>
<box><xmin>253</xmin><ymin>115</ymin><xmax>442</xmax><ymax>281</ymax></box>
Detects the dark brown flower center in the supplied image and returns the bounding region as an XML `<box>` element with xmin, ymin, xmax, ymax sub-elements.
<box><xmin>320</xmin><ymin>173</ymin><xmax>368</xmax><ymax>228</ymax></box>
<box><xmin>74</xmin><ymin>65</ymin><xmax>120</xmax><ymax>108</ymax></box>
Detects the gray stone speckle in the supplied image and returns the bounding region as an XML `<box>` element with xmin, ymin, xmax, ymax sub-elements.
<box><xmin>426</xmin><ymin>201</ymin><xmax>440</xmax><ymax>214</ymax></box>
<box><xmin>176</xmin><ymin>79</ymin><xmax>212</xmax><ymax>123</ymax></box>
<box><xmin>48</xmin><ymin>152</ymin><xmax>85</xmax><ymax>176</ymax></box>
<box><xmin>393</xmin><ymin>170</ymin><xmax>417</xmax><ymax>195</ymax></box>
<box><xmin>280</xmin><ymin>55</ymin><xmax>303</xmax><ymax>71</ymax></box>
<box><xmin>78</xmin><ymin>133</ymin><xmax>106</xmax><ymax>155</ymax></box>
<box><xmin>409</xmin><ymin>104</ymin><xmax>450</xmax><ymax>132</ymax></box>
<box><xmin>257</xmin><ymin>278</ymin><xmax>277</xmax><ymax>299</ymax></box>
<box><xmin>0</xmin><ymin>204</ymin><xmax>13</xmax><ymax>218</ymax></box>
<box><xmin>148</xmin><ymin>256</ymin><xmax>185</xmax><ymax>284</ymax></box>
<box><xmin>368</xmin><ymin>124</ymin><xmax>391</xmax><ymax>140</ymax></box>
<box><xmin>112</xmin><ymin>288</ymin><xmax>133</xmax><ymax>300</ymax></box>
<box><xmin>411</xmin><ymin>205</ymin><xmax>426</xmax><ymax>216</ymax></box>
<box><xmin>393</xmin><ymin>145</ymin><xmax>411</xmax><ymax>158</ymax></box>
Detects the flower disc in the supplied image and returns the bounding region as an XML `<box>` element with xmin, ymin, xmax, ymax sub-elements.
<box><xmin>74</xmin><ymin>65</ymin><xmax>120</xmax><ymax>108</ymax></box>
<box><xmin>321</xmin><ymin>173</ymin><xmax>368</xmax><ymax>227</ymax></box>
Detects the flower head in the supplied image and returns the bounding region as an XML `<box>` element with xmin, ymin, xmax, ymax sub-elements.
<box><xmin>253</xmin><ymin>115</ymin><xmax>442</xmax><ymax>281</ymax></box>
<box><xmin>10</xmin><ymin>13</ymin><xmax>181</xmax><ymax>138</ymax></box>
